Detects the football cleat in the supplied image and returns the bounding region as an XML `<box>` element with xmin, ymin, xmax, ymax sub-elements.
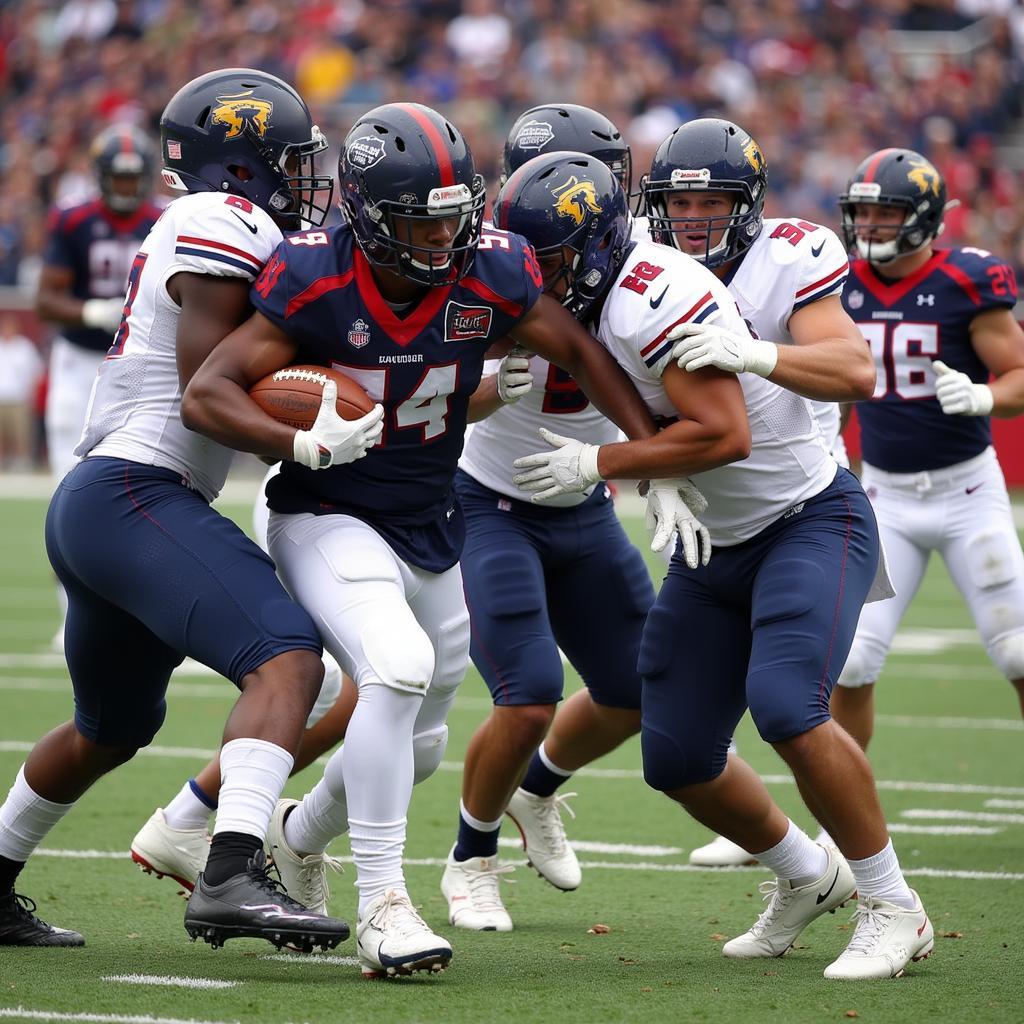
<box><xmin>722</xmin><ymin>843</ymin><xmax>856</xmax><ymax>958</ymax></box>
<box><xmin>440</xmin><ymin>845</ymin><xmax>514</xmax><ymax>932</ymax></box>
<box><xmin>356</xmin><ymin>889</ymin><xmax>452</xmax><ymax>979</ymax></box>
<box><xmin>184</xmin><ymin>849</ymin><xmax>349</xmax><ymax>952</ymax></box>
<box><xmin>131</xmin><ymin>807</ymin><xmax>210</xmax><ymax>893</ymax></box>
<box><xmin>824</xmin><ymin>890</ymin><xmax>933</xmax><ymax>980</ymax></box>
<box><xmin>689</xmin><ymin>835</ymin><xmax>758</xmax><ymax>867</ymax></box>
<box><xmin>505</xmin><ymin>788</ymin><xmax>581</xmax><ymax>891</ymax></box>
<box><xmin>266</xmin><ymin>798</ymin><xmax>342</xmax><ymax>916</ymax></box>
<box><xmin>0</xmin><ymin>891</ymin><xmax>84</xmax><ymax>947</ymax></box>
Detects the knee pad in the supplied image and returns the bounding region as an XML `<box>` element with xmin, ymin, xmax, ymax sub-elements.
<box><xmin>837</xmin><ymin>633</ymin><xmax>887</xmax><ymax>689</ymax></box>
<box><xmin>988</xmin><ymin>630</ymin><xmax>1024</xmax><ymax>681</ymax></box>
<box><xmin>432</xmin><ymin>607</ymin><xmax>471</xmax><ymax>695</ymax></box>
<box><xmin>305</xmin><ymin>650</ymin><xmax>344</xmax><ymax>728</ymax></box>
<box><xmin>966</xmin><ymin>528</ymin><xmax>1020</xmax><ymax>590</ymax></box>
<box><xmin>412</xmin><ymin>724</ymin><xmax>448</xmax><ymax>784</ymax></box>
<box><xmin>361</xmin><ymin>615</ymin><xmax>435</xmax><ymax>694</ymax></box>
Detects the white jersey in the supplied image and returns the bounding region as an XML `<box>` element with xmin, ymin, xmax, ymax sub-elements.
<box><xmin>597</xmin><ymin>238</ymin><xmax>837</xmax><ymax>547</ymax></box>
<box><xmin>78</xmin><ymin>192</ymin><xmax>282</xmax><ymax>501</ymax></box>
<box><xmin>727</xmin><ymin>218</ymin><xmax>849</xmax><ymax>454</ymax></box>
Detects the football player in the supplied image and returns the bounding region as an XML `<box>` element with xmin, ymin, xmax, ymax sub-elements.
<box><xmin>503</xmin><ymin>151</ymin><xmax>932</xmax><ymax>980</ymax></box>
<box><xmin>181</xmin><ymin>104</ymin><xmax>659</xmax><ymax>977</ymax></box>
<box><xmin>833</xmin><ymin>149</ymin><xmax>1024</xmax><ymax>743</ymax></box>
<box><xmin>0</xmin><ymin>69</ymin><xmax>356</xmax><ymax>953</ymax></box>
<box><xmin>640</xmin><ymin>118</ymin><xmax>876</xmax><ymax>867</ymax></box>
<box><xmin>36</xmin><ymin>124</ymin><xmax>163</xmax><ymax>650</ymax></box>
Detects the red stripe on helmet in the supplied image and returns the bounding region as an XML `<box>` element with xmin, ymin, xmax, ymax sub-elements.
<box><xmin>397</xmin><ymin>103</ymin><xmax>455</xmax><ymax>187</ymax></box>
<box><xmin>861</xmin><ymin>148</ymin><xmax>897</xmax><ymax>184</ymax></box>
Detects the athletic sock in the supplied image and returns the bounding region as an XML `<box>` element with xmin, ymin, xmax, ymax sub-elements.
<box><xmin>350</xmin><ymin>816</ymin><xmax>408</xmax><ymax>917</ymax></box>
<box><xmin>0</xmin><ymin>766</ymin><xmax>75</xmax><ymax>867</ymax></box>
<box><xmin>452</xmin><ymin>800</ymin><xmax>502</xmax><ymax>861</ymax></box>
<box><xmin>0</xmin><ymin>855</ymin><xmax>25</xmax><ymax>896</ymax></box>
<box><xmin>520</xmin><ymin>742</ymin><xmax>574</xmax><ymax>798</ymax></box>
<box><xmin>203</xmin><ymin>832</ymin><xmax>263</xmax><ymax>886</ymax></box>
<box><xmin>163</xmin><ymin>779</ymin><xmax>216</xmax><ymax>830</ymax></box>
<box><xmin>847</xmin><ymin>839</ymin><xmax>915</xmax><ymax>909</ymax></box>
<box><xmin>285</xmin><ymin>773</ymin><xmax>348</xmax><ymax>856</ymax></box>
<box><xmin>214</xmin><ymin>738</ymin><xmax>293</xmax><ymax>840</ymax></box>
<box><xmin>754</xmin><ymin>819</ymin><xmax>829</xmax><ymax>886</ymax></box>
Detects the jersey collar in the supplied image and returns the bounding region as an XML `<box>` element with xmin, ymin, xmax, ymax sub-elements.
<box><xmin>853</xmin><ymin>249</ymin><xmax>949</xmax><ymax>307</ymax></box>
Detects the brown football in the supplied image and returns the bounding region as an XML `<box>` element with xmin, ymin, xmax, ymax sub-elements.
<box><xmin>248</xmin><ymin>365</ymin><xmax>374</xmax><ymax>430</ymax></box>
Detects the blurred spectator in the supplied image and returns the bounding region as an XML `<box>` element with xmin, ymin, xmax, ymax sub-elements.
<box><xmin>0</xmin><ymin>315</ymin><xmax>44</xmax><ymax>470</ymax></box>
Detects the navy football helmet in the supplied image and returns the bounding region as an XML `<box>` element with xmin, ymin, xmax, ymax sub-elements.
<box><xmin>492</xmin><ymin>151</ymin><xmax>631</xmax><ymax>323</ymax></box>
<box><xmin>642</xmin><ymin>118</ymin><xmax>767</xmax><ymax>268</ymax></box>
<box><xmin>502</xmin><ymin>103</ymin><xmax>632</xmax><ymax>195</ymax></box>
<box><xmin>159</xmin><ymin>68</ymin><xmax>333</xmax><ymax>230</ymax></box>
<box><xmin>338</xmin><ymin>103</ymin><xmax>486</xmax><ymax>287</ymax></box>
<box><xmin>839</xmin><ymin>148</ymin><xmax>947</xmax><ymax>264</ymax></box>
<box><xmin>91</xmin><ymin>125</ymin><xmax>154</xmax><ymax>215</ymax></box>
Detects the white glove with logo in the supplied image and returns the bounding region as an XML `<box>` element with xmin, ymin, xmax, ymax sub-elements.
<box><xmin>82</xmin><ymin>297</ymin><xmax>125</xmax><ymax>333</ymax></box>
<box><xmin>669</xmin><ymin>321</ymin><xmax>778</xmax><ymax>378</ymax></box>
<box><xmin>932</xmin><ymin>359</ymin><xmax>994</xmax><ymax>416</ymax></box>
<box><xmin>497</xmin><ymin>350</ymin><xmax>533</xmax><ymax>403</ymax></box>
<box><xmin>645</xmin><ymin>478</ymin><xmax>712</xmax><ymax>567</ymax></box>
<box><xmin>292</xmin><ymin>379</ymin><xmax>385</xmax><ymax>470</ymax></box>
<box><xmin>512</xmin><ymin>427</ymin><xmax>601</xmax><ymax>502</ymax></box>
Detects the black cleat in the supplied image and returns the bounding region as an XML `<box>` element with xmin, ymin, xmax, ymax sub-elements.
<box><xmin>0</xmin><ymin>892</ymin><xmax>85</xmax><ymax>947</ymax></box>
<box><xmin>184</xmin><ymin>849</ymin><xmax>349</xmax><ymax>952</ymax></box>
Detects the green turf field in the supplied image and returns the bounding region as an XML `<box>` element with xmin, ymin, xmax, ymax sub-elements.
<box><xmin>1</xmin><ymin>489</ymin><xmax>1022</xmax><ymax>1024</ymax></box>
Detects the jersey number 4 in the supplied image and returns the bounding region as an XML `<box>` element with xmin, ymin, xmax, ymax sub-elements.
<box><xmin>858</xmin><ymin>320</ymin><xmax>938</xmax><ymax>399</ymax></box>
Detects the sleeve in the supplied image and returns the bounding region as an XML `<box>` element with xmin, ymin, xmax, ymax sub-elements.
<box><xmin>172</xmin><ymin>200</ymin><xmax>281</xmax><ymax>281</ymax></box>
<box><xmin>248</xmin><ymin>240</ymin><xmax>294</xmax><ymax>328</ymax></box>
<box><xmin>636</xmin><ymin>275</ymin><xmax>731</xmax><ymax>376</ymax></box>
<box><xmin>790</xmin><ymin>227</ymin><xmax>849</xmax><ymax>316</ymax></box>
<box><xmin>42</xmin><ymin>207</ymin><xmax>75</xmax><ymax>269</ymax></box>
<box><xmin>966</xmin><ymin>250</ymin><xmax>1018</xmax><ymax>311</ymax></box>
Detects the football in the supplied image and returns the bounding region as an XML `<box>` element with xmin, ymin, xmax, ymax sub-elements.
<box><xmin>248</xmin><ymin>365</ymin><xmax>374</xmax><ymax>430</ymax></box>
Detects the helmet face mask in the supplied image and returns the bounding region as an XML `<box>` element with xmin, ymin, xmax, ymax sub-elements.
<box><xmin>92</xmin><ymin>126</ymin><xmax>154</xmax><ymax>215</ymax></box>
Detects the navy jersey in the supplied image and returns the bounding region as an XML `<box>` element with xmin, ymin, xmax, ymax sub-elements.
<box><xmin>845</xmin><ymin>247</ymin><xmax>1017</xmax><ymax>472</ymax></box>
<box><xmin>43</xmin><ymin>197</ymin><xmax>164</xmax><ymax>352</ymax></box>
<box><xmin>252</xmin><ymin>224</ymin><xmax>544</xmax><ymax>572</ymax></box>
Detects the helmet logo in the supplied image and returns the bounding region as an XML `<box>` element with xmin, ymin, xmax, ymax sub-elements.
<box><xmin>551</xmin><ymin>175</ymin><xmax>602</xmax><ymax>226</ymax></box>
<box><xmin>211</xmin><ymin>91</ymin><xmax>274</xmax><ymax>140</ymax></box>
<box><xmin>347</xmin><ymin>135</ymin><xmax>387</xmax><ymax>171</ymax></box>
<box><xmin>514</xmin><ymin>120</ymin><xmax>555</xmax><ymax>152</ymax></box>
<box><xmin>907</xmin><ymin>158</ymin><xmax>940</xmax><ymax>196</ymax></box>
<box><xmin>742</xmin><ymin>137</ymin><xmax>764</xmax><ymax>173</ymax></box>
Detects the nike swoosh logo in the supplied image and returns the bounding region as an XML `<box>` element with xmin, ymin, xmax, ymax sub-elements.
<box><xmin>649</xmin><ymin>285</ymin><xmax>669</xmax><ymax>309</ymax></box>
<box><xmin>815</xmin><ymin>867</ymin><xmax>841</xmax><ymax>905</ymax></box>
<box><xmin>917</xmin><ymin>922</ymin><xmax>927</xmax><ymax>937</ymax></box>
<box><xmin>965</xmin><ymin>483</ymin><xmax>984</xmax><ymax>495</ymax></box>
<box><xmin>810</xmin><ymin>241</ymin><xmax>825</xmax><ymax>258</ymax></box>
<box><xmin>232</xmin><ymin>212</ymin><xmax>259</xmax><ymax>235</ymax></box>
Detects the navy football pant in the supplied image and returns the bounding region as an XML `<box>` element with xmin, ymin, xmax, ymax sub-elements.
<box><xmin>638</xmin><ymin>468</ymin><xmax>880</xmax><ymax>791</ymax></box>
<box><xmin>45</xmin><ymin>458</ymin><xmax>322</xmax><ymax>747</ymax></box>
<box><xmin>457</xmin><ymin>470</ymin><xmax>653</xmax><ymax>709</ymax></box>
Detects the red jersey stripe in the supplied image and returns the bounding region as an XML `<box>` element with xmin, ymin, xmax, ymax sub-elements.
<box><xmin>640</xmin><ymin>291</ymin><xmax>713</xmax><ymax>356</ymax></box>
<box><xmin>285</xmin><ymin>270</ymin><xmax>355</xmax><ymax>319</ymax></box>
<box><xmin>795</xmin><ymin>262</ymin><xmax>849</xmax><ymax>298</ymax></box>
<box><xmin>177</xmin><ymin>235</ymin><xmax>261</xmax><ymax>265</ymax></box>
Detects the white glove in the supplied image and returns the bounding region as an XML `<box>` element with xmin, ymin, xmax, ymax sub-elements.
<box><xmin>645</xmin><ymin>478</ymin><xmax>711</xmax><ymax>567</ymax></box>
<box><xmin>497</xmin><ymin>350</ymin><xmax>533</xmax><ymax>403</ymax></box>
<box><xmin>292</xmin><ymin>379</ymin><xmax>385</xmax><ymax>470</ymax></box>
<box><xmin>512</xmin><ymin>426</ymin><xmax>601</xmax><ymax>502</ymax></box>
<box><xmin>82</xmin><ymin>297</ymin><xmax>125</xmax><ymax>333</ymax></box>
<box><xmin>669</xmin><ymin>321</ymin><xmax>778</xmax><ymax>378</ymax></box>
<box><xmin>932</xmin><ymin>359</ymin><xmax>994</xmax><ymax>417</ymax></box>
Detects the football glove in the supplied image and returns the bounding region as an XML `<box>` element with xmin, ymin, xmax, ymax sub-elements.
<box><xmin>292</xmin><ymin>379</ymin><xmax>385</xmax><ymax>470</ymax></box>
<box><xmin>669</xmin><ymin>321</ymin><xmax>777</xmax><ymax>378</ymax></box>
<box><xmin>932</xmin><ymin>359</ymin><xmax>994</xmax><ymax>417</ymax></box>
<box><xmin>512</xmin><ymin>427</ymin><xmax>601</xmax><ymax>502</ymax></box>
<box><xmin>82</xmin><ymin>297</ymin><xmax>125</xmax><ymax>333</ymax></box>
<box><xmin>497</xmin><ymin>350</ymin><xmax>533</xmax><ymax>403</ymax></box>
<box><xmin>645</xmin><ymin>478</ymin><xmax>711</xmax><ymax>567</ymax></box>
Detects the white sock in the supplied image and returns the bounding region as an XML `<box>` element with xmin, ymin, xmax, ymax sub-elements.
<box><xmin>285</xmin><ymin>772</ymin><xmax>348</xmax><ymax>855</ymax></box>
<box><xmin>214</xmin><ymin>738</ymin><xmax>293</xmax><ymax>840</ymax></box>
<box><xmin>754</xmin><ymin>819</ymin><xmax>828</xmax><ymax>885</ymax></box>
<box><xmin>459</xmin><ymin>799</ymin><xmax>503</xmax><ymax>833</ymax></box>
<box><xmin>0</xmin><ymin>766</ymin><xmax>74</xmax><ymax>862</ymax></box>
<box><xmin>537</xmin><ymin>742</ymin><xmax>574</xmax><ymax>779</ymax></box>
<box><xmin>350</xmin><ymin>816</ymin><xmax>408</xmax><ymax>916</ymax></box>
<box><xmin>163</xmin><ymin>781</ymin><xmax>214</xmax><ymax>831</ymax></box>
<box><xmin>848</xmin><ymin>840</ymin><xmax>915</xmax><ymax>909</ymax></box>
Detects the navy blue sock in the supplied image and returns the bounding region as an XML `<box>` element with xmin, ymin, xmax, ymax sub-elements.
<box><xmin>452</xmin><ymin>810</ymin><xmax>500</xmax><ymax>862</ymax></box>
<box><xmin>520</xmin><ymin>750</ymin><xmax>571</xmax><ymax>798</ymax></box>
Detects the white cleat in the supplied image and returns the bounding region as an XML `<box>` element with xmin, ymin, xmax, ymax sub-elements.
<box><xmin>441</xmin><ymin>846</ymin><xmax>514</xmax><ymax>932</ymax></box>
<box><xmin>689</xmin><ymin>835</ymin><xmax>758</xmax><ymax>867</ymax></box>
<box><xmin>722</xmin><ymin>843</ymin><xmax>856</xmax><ymax>958</ymax></box>
<box><xmin>266</xmin><ymin>798</ymin><xmax>342</xmax><ymax>916</ymax></box>
<box><xmin>356</xmin><ymin>889</ymin><xmax>453</xmax><ymax>979</ymax></box>
<box><xmin>824</xmin><ymin>890</ymin><xmax>933</xmax><ymax>980</ymax></box>
<box><xmin>130</xmin><ymin>808</ymin><xmax>210</xmax><ymax>893</ymax></box>
<box><xmin>505</xmin><ymin>788</ymin><xmax>581</xmax><ymax>891</ymax></box>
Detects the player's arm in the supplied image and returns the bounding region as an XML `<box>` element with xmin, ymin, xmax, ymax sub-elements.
<box><xmin>35</xmin><ymin>264</ymin><xmax>120</xmax><ymax>332</ymax></box>
<box><xmin>467</xmin><ymin>348</ymin><xmax>533</xmax><ymax>423</ymax></box>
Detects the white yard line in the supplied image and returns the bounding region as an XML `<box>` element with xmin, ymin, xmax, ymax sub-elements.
<box><xmin>497</xmin><ymin>837</ymin><xmax>682</xmax><ymax>856</ymax></box>
<box><xmin>985</xmin><ymin>799</ymin><xmax>1024</xmax><ymax>809</ymax></box>
<box><xmin>101</xmin><ymin>977</ymin><xmax>237</xmax><ymax>991</ymax></box>
<box><xmin>885</xmin><ymin>824</ymin><xmax>1000</xmax><ymax>835</ymax></box>
<box><xmin>901</xmin><ymin>808</ymin><xmax>1024</xmax><ymax>825</ymax></box>
<box><xmin>257</xmin><ymin>954</ymin><xmax>360</xmax><ymax>966</ymax></box>
<box><xmin>0</xmin><ymin>1011</ymin><xmax>240</xmax><ymax>1024</ymax></box>
<box><xmin>875</xmin><ymin>714</ymin><xmax>1023</xmax><ymax>732</ymax></box>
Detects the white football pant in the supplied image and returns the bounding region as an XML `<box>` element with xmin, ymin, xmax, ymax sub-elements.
<box><xmin>45</xmin><ymin>337</ymin><xmax>103</xmax><ymax>482</ymax></box>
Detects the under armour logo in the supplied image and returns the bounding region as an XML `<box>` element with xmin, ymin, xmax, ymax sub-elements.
<box><xmin>917</xmin><ymin>294</ymin><xmax>935</xmax><ymax>306</ymax></box>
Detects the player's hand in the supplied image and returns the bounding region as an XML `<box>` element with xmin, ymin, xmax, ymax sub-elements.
<box><xmin>82</xmin><ymin>297</ymin><xmax>125</xmax><ymax>333</ymax></box>
<box><xmin>932</xmin><ymin>360</ymin><xmax>994</xmax><ymax>417</ymax></box>
<box><xmin>497</xmin><ymin>349</ymin><xmax>533</xmax><ymax>403</ymax></box>
<box><xmin>645</xmin><ymin>478</ymin><xmax>712</xmax><ymax>566</ymax></box>
<box><xmin>292</xmin><ymin>379</ymin><xmax>385</xmax><ymax>470</ymax></box>
<box><xmin>512</xmin><ymin>427</ymin><xmax>601</xmax><ymax>502</ymax></box>
<box><xmin>668</xmin><ymin>321</ymin><xmax>778</xmax><ymax>378</ymax></box>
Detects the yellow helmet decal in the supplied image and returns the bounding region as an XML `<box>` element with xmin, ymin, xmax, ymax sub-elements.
<box><xmin>551</xmin><ymin>175</ymin><xmax>602</xmax><ymax>226</ymax></box>
<box><xmin>211</xmin><ymin>92</ymin><xmax>274</xmax><ymax>140</ymax></box>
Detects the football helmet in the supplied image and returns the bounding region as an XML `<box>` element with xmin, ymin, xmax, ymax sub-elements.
<box><xmin>91</xmin><ymin>125</ymin><xmax>154</xmax><ymax>215</ymax></box>
<box><xmin>641</xmin><ymin>117</ymin><xmax>766</xmax><ymax>268</ymax></box>
<box><xmin>492</xmin><ymin>151</ymin><xmax>631</xmax><ymax>322</ymax></box>
<box><xmin>159</xmin><ymin>68</ymin><xmax>333</xmax><ymax>230</ymax></box>
<box><xmin>502</xmin><ymin>104</ymin><xmax>632</xmax><ymax>195</ymax></box>
<box><xmin>839</xmin><ymin>148</ymin><xmax>946</xmax><ymax>263</ymax></box>
<box><xmin>338</xmin><ymin>102</ymin><xmax>486</xmax><ymax>287</ymax></box>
